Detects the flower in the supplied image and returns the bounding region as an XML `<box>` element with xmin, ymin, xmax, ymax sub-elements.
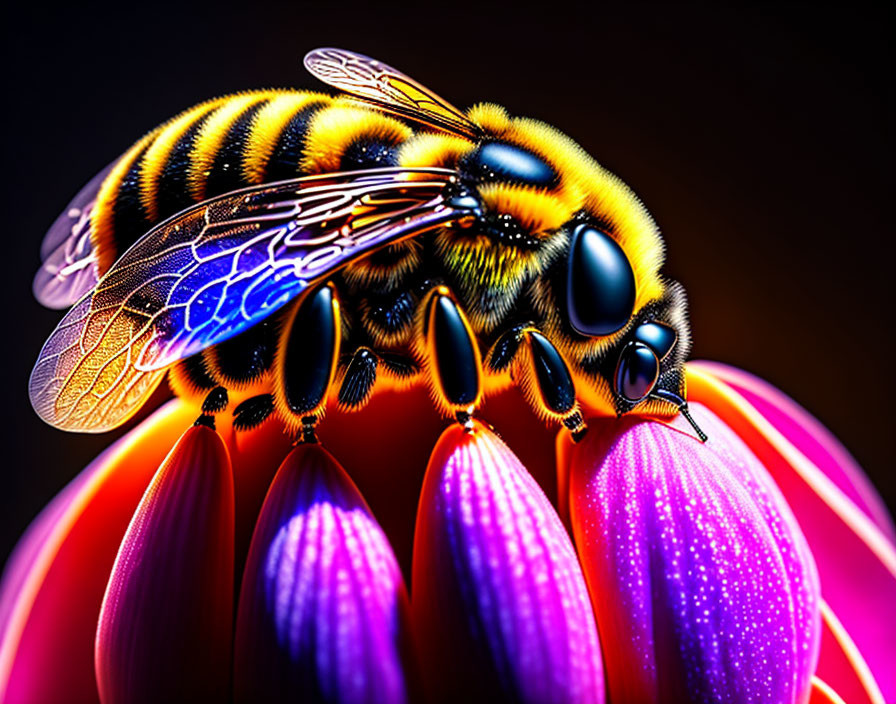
<box><xmin>566</xmin><ymin>404</ymin><xmax>820</xmax><ymax>703</ymax></box>
<box><xmin>1</xmin><ymin>363</ymin><xmax>893</xmax><ymax>703</ymax></box>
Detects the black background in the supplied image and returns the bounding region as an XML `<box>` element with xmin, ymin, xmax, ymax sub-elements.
<box><xmin>1</xmin><ymin>2</ymin><xmax>892</xmax><ymax>564</ymax></box>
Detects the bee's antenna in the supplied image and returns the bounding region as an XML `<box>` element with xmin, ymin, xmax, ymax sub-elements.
<box><xmin>650</xmin><ymin>389</ymin><xmax>708</xmax><ymax>443</ymax></box>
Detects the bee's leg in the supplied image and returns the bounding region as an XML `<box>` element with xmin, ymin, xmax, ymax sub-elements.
<box><xmin>273</xmin><ymin>283</ymin><xmax>342</xmax><ymax>440</ymax></box>
<box><xmin>189</xmin><ymin>386</ymin><xmax>230</xmax><ymax>429</ymax></box>
<box><xmin>232</xmin><ymin>394</ymin><xmax>275</xmax><ymax>432</ymax></box>
<box><xmin>200</xmin><ymin>318</ymin><xmax>281</xmax><ymax>430</ymax></box>
<box><xmin>202</xmin><ymin>386</ymin><xmax>229</xmax><ymax>414</ymax></box>
<box><xmin>487</xmin><ymin>324</ymin><xmax>587</xmax><ymax>441</ymax></box>
<box><xmin>650</xmin><ymin>388</ymin><xmax>708</xmax><ymax>442</ymax></box>
<box><xmin>169</xmin><ymin>356</ymin><xmax>229</xmax><ymax>427</ymax></box>
<box><xmin>419</xmin><ymin>287</ymin><xmax>482</xmax><ymax>430</ymax></box>
<box><xmin>337</xmin><ymin>347</ymin><xmax>379</xmax><ymax>409</ymax></box>
<box><xmin>336</xmin><ymin>347</ymin><xmax>420</xmax><ymax>410</ymax></box>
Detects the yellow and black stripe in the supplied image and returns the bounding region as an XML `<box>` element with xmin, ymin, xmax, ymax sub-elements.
<box><xmin>86</xmin><ymin>89</ymin><xmax>432</xmax><ymax>411</ymax></box>
<box><xmin>88</xmin><ymin>91</ymin><xmax>421</xmax><ymax>277</ymax></box>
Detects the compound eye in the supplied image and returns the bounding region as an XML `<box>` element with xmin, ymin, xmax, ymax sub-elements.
<box><xmin>633</xmin><ymin>321</ymin><xmax>677</xmax><ymax>360</ymax></box>
<box><xmin>567</xmin><ymin>225</ymin><xmax>636</xmax><ymax>337</ymax></box>
<box><xmin>614</xmin><ymin>342</ymin><xmax>659</xmax><ymax>402</ymax></box>
<box><xmin>463</xmin><ymin>142</ymin><xmax>557</xmax><ymax>187</ymax></box>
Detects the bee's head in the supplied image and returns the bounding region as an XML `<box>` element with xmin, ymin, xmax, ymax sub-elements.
<box><xmin>400</xmin><ymin>104</ymin><xmax>690</xmax><ymax>421</ymax></box>
<box><xmin>456</xmin><ymin>109</ymin><xmax>691</xmax><ymax>420</ymax></box>
<box><xmin>527</xmin><ymin>224</ymin><xmax>692</xmax><ymax>420</ymax></box>
<box><xmin>596</xmin><ymin>283</ymin><xmax>692</xmax><ymax>416</ymax></box>
<box><xmin>399</xmin><ymin>106</ymin><xmax>597</xmax><ymax>332</ymax></box>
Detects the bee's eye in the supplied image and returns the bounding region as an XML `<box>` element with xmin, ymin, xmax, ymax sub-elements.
<box><xmin>462</xmin><ymin>142</ymin><xmax>557</xmax><ymax>187</ymax></box>
<box><xmin>614</xmin><ymin>342</ymin><xmax>659</xmax><ymax>402</ymax></box>
<box><xmin>567</xmin><ymin>225</ymin><xmax>636</xmax><ymax>337</ymax></box>
<box><xmin>633</xmin><ymin>321</ymin><xmax>677</xmax><ymax>360</ymax></box>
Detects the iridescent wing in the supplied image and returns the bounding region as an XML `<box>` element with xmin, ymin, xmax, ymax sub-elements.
<box><xmin>34</xmin><ymin>161</ymin><xmax>116</xmax><ymax>308</ymax></box>
<box><xmin>304</xmin><ymin>47</ymin><xmax>481</xmax><ymax>140</ymax></box>
<box><xmin>30</xmin><ymin>167</ymin><xmax>471</xmax><ymax>433</ymax></box>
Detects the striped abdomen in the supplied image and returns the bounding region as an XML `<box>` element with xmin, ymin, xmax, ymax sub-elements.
<box><xmin>90</xmin><ymin>90</ymin><xmax>427</xmax><ymax>415</ymax></box>
<box><xmin>91</xmin><ymin>90</ymin><xmax>417</xmax><ymax>274</ymax></box>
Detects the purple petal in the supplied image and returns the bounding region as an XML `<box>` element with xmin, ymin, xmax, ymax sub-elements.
<box><xmin>569</xmin><ymin>404</ymin><xmax>821</xmax><ymax>704</ymax></box>
<box><xmin>234</xmin><ymin>443</ymin><xmax>412</xmax><ymax>704</ymax></box>
<box><xmin>95</xmin><ymin>424</ymin><xmax>235</xmax><ymax>704</ymax></box>
<box><xmin>413</xmin><ymin>421</ymin><xmax>605</xmax><ymax>704</ymax></box>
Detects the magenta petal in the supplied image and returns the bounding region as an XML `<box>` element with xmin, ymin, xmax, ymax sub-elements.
<box><xmin>570</xmin><ymin>404</ymin><xmax>820</xmax><ymax>704</ymax></box>
<box><xmin>692</xmin><ymin>361</ymin><xmax>896</xmax><ymax>541</ymax></box>
<box><xmin>0</xmin><ymin>451</ymin><xmax>98</xmax><ymax>649</ymax></box>
<box><xmin>234</xmin><ymin>443</ymin><xmax>412</xmax><ymax>704</ymax></box>
<box><xmin>686</xmin><ymin>364</ymin><xmax>896</xmax><ymax>698</ymax></box>
<box><xmin>0</xmin><ymin>401</ymin><xmax>194</xmax><ymax>704</ymax></box>
<box><xmin>413</xmin><ymin>421</ymin><xmax>605</xmax><ymax>704</ymax></box>
<box><xmin>95</xmin><ymin>424</ymin><xmax>235</xmax><ymax>704</ymax></box>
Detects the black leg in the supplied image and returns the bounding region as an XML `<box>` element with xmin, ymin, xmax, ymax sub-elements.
<box><xmin>338</xmin><ymin>348</ymin><xmax>378</xmax><ymax>409</ymax></box>
<box><xmin>422</xmin><ymin>287</ymin><xmax>482</xmax><ymax>422</ymax></box>
<box><xmin>232</xmin><ymin>394</ymin><xmax>275</xmax><ymax>432</ymax></box>
<box><xmin>274</xmin><ymin>284</ymin><xmax>341</xmax><ymax>436</ymax></box>
<box><xmin>201</xmin><ymin>386</ymin><xmax>229</xmax><ymax>414</ymax></box>
<box><xmin>487</xmin><ymin>324</ymin><xmax>586</xmax><ymax>437</ymax></box>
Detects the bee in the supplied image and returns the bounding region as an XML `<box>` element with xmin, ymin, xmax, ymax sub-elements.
<box><xmin>30</xmin><ymin>48</ymin><xmax>707</xmax><ymax>442</ymax></box>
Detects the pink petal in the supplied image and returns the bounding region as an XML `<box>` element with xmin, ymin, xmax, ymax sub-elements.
<box><xmin>809</xmin><ymin>676</ymin><xmax>848</xmax><ymax>704</ymax></box>
<box><xmin>0</xmin><ymin>401</ymin><xmax>195</xmax><ymax>704</ymax></box>
<box><xmin>815</xmin><ymin>600</ymin><xmax>885</xmax><ymax>704</ymax></box>
<box><xmin>234</xmin><ymin>443</ymin><xmax>413</xmax><ymax>704</ymax></box>
<box><xmin>569</xmin><ymin>404</ymin><xmax>820</xmax><ymax>704</ymax></box>
<box><xmin>692</xmin><ymin>361</ymin><xmax>895</xmax><ymax>541</ymax></box>
<box><xmin>0</xmin><ymin>454</ymin><xmax>96</xmax><ymax>649</ymax></box>
<box><xmin>687</xmin><ymin>365</ymin><xmax>896</xmax><ymax>699</ymax></box>
<box><xmin>95</xmin><ymin>424</ymin><xmax>234</xmax><ymax>704</ymax></box>
<box><xmin>413</xmin><ymin>421</ymin><xmax>604</xmax><ymax>704</ymax></box>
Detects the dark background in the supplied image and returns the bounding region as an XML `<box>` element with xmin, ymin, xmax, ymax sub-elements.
<box><xmin>1</xmin><ymin>2</ymin><xmax>892</xmax><ymax>564</ymax></box>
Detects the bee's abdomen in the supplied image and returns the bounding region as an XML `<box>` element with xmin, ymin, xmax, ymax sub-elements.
<box><xmin>91</xmin><ymin>90</ymin><xmax>389</xmax><ymax>273</ymax></box>
<box><xmin>244</xmin><ymin>94</ymin><xmax>330</xmax><ymax>183</ymax></box>
<box><xmin>93</xmin><ymin>90</ymin><xmax>423</xmax><ymax>403</ymax></box>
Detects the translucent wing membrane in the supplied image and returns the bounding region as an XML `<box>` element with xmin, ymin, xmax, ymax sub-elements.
<box><xmin>304</xmin><ymin>47</ymin><xmax>481</xmax><ymax>139</ymax></box>
<box><xmin>34</xmin><ymin>162</ymin><xmax>115</xmax><ymax>308</ymax></box>
<box><xmin>30</xmin><ymin>167</ymin><xmax>467</xmax><ymax>432</ymax></box>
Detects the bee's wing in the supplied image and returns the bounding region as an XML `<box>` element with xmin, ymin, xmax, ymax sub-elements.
<box><xmin>304</xmin><ymin>47</ymin><xmax>481</xmax><ymax>140</ymax></box>
<box><xmin>30</xmin><ymin>166</ymin><xmax>467</xmax><ymax>433</ymax></box>
<box><xmin>33</xmin><ymin>161</ymin><xmax>117</xmax><ymax>309</ymax></box>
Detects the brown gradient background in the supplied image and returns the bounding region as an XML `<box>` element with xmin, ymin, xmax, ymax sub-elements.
<box><xmin>1</xmin><ymin>2</ymin><xmax>893</xmax><ymax>565</ymax></box>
